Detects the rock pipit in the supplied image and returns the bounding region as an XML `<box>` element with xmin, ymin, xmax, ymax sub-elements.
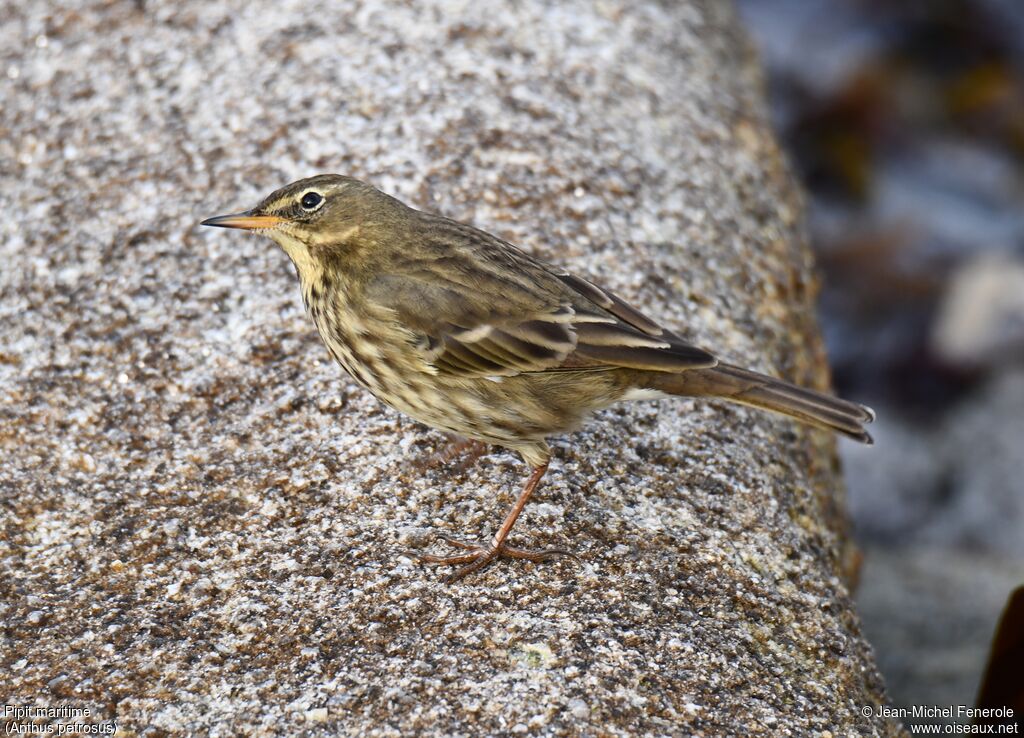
<box><xmin>202</xmin><ymin>175</ymin><xmax>873</xmax><ymax>581</ymax></box>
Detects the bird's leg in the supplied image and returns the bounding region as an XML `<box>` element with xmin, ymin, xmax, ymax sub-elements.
<box><xmin>402</xmin><ymin>437</ymin><xmax>488</xmax><ymax>484</ymax></box>
<box><xmin>430</xmin><ymin>437</ymin><xmax>489</xmax><ymax>470</ymax></box>
<box><xmin>417</xmin><ymin>462</ymin><xmax>574</xmax><ymax>582</ymax></box>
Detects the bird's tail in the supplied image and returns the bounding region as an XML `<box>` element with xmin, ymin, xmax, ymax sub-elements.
<box><xmin>644</xmin><ymin>363</ymin><xmax>875</xmax><ymax>444</ymax></box>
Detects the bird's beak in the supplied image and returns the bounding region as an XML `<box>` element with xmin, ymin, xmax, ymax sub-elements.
<box><xmin>200</xmin><ymin>211</ymin><xmax>284</xmax><ymax>230</ymax></box>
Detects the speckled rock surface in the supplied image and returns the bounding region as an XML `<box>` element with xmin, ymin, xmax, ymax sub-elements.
<box><xmin>1</xmin><ymin>1</ymin><xmax>899</xmax><ymax>735</ymax></box>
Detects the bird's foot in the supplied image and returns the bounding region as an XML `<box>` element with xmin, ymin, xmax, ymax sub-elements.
<box><xmin>431</xmin><ymin>438</ymin><xmax>489</xmax><ymax>471</ymax></box>
<box><xmin>405</xmin><ymin>438</ymin><xmax>489</xmax><ymax>482</ymax></box>
<box><xmin>417</xmin><ymin>534</ymin><xmax>575</xmax><ymax>582</ymax></box>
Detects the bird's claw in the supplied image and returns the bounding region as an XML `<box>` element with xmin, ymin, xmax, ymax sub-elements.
<box><xmin>417</xmin><ymin>534</ymin><xmax>576</xmax><ymax>582</ymax></box>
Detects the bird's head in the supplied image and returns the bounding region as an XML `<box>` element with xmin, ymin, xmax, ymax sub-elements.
<box><xmin>201</xmin><ymin>174</ymin><xmax>406</xmax><ymax>281</ymax></box>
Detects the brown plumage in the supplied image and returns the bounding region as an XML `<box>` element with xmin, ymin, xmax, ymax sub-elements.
<box><xmin>202</xmin><ymin>174</ymin><xmax>874</xmax><ymax>581</ymax></box>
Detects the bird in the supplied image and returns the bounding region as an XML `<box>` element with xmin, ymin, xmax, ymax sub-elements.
<box><xmin>201</xmin><ymin>174</ymin><xmax>874</xmax><ymax>581</ymax></box>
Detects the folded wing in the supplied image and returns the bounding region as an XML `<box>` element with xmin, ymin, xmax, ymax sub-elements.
<box><xmin>364</xmin><ymin>215</ymin><xmax>717</xmax><ymax>378</ymax></box>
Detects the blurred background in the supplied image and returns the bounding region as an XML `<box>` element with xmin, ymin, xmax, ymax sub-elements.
<box><xmin>737</xmin><ymin>0</ymin><xmax>1024</xmax><ymax>722</ymax></box>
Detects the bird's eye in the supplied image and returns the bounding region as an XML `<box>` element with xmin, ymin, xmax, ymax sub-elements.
<box><xmin>300</xmin><ymin>192</ymin><xmax>323</xmax><ymax>210</ymax></box>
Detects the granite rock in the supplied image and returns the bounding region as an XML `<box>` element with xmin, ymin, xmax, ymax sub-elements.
<box><xmin>1</xmin><ymin>0</ymin><xmax>899</xmax><ymax>735</ymax></box>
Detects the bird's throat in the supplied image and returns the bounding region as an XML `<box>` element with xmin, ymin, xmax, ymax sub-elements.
<box><xmin>273</xmin><ymin>232</ymin><xmax>325</xmax><ymax>294</ymax></box>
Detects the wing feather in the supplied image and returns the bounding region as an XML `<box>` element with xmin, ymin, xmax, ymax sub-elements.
<box><xmin>557</xmin><ymin>273</ymin><xmax>667</xmax><ymax>337</ymax></box>
<box><xmin>363</xmin><ymin>215</ymin><xmax>717</xmax><ymax>377</ymax></box>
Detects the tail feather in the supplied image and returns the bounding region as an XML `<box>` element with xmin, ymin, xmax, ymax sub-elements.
<box><xmin>645</xmin><ymin>363</ymin><xmax>874</xmax><ymax>444</ymax></box>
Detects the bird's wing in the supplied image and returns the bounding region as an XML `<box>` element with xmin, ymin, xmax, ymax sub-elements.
<box><xmin>551</xmin><ymin>271</ymin><xmax>717</xmax><ymax>372</ymax></box>
<box><xmin>364</xmin><ymin>217</ymin><xmax>717</xmax><ymax>378</ymax></box>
